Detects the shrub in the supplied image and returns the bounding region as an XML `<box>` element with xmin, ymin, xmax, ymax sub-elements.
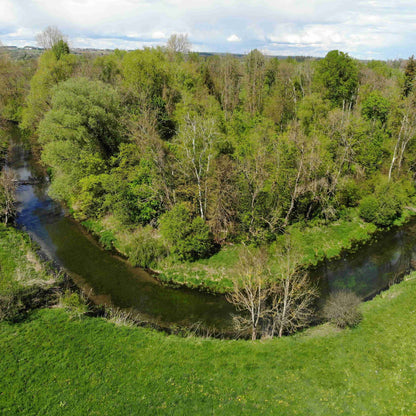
<box><xmin>159</xmin><ymin>203</ymin><xmax>216</xmax><ymax>261</ymax></box>
<box><xmin>0</xmin><ymin>292</ymin><xmax>25</xmax><ymax>323</ymax></box>
<box><xmin>359</xmin><ymin>180</ymin><xmax>409</xmax><ymax>227</ymax></box>
<box><xmin>322</xmin><ymin>290</ymin><xmax>362</xmax><ymax>328</ymax></box>
<box><xmin>127</xmin><ymin>226</ymin><xmax>167</xmax><ymax>268</ymax></box>
<box><xmin>59</xmin><ymin>290</ymin><xmax>88</xmax><ymax>319</ymax></box>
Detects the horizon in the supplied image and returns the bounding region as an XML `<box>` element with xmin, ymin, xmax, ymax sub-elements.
<box><xmin>1</xmin><ymin>1</ymin><xmax>416</xmax><ymax>60</ymax></box>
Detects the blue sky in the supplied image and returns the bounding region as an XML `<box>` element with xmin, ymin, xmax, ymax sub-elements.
<box><xmin>1</xmin><ymin>0</ymin><xmax>416</xmax><ymax>59</ymax></box>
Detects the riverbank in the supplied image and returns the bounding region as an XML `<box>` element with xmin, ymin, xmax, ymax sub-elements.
<box><xmin>84</xmin><ymin>207</ymin><xmax>416</xmax><ymax>293</ymax></box>
<box><xmin>2</xmin><ymin>268</ymin><xmax>416</xmax><ymax>414</ymax></box>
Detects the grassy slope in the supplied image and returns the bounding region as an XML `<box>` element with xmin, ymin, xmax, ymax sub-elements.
<box><xmin>89</xmin><ymin>208</ymin><xmax>416</xmax><ymax>293</ymax></box>
<box><xmin>0</xmin><ymin>224</ymin><xmax>53</xmax><ymax>293</ymax></box>
<box><xmin>1</xmin><ymin>272</ymin><xmax>416</xmax><ymax>415</ymax></box>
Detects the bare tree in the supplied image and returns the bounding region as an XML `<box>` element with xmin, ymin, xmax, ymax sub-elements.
<box><xmin>226</xmin><ymin>246</ymin><xmax>272</xmax><ymax>340</ymax></box>
<box><xmin>226</xmin><ymin>241</ymin><xmax>317</xmax><ymax>339</ymax></box>
<box><xmin>35</xmin><ymin>26</ymin><xmax>67</xmax><ymax>49</ymax></box>
<box><xmin>166</xmin><ymin>33</ymin><xmax>191</xmax><ymax>55</ymax></box>
<box><xmin>268</xmin><ymin>240</ymin><xmax>318</xmax><ymax>337</ymax></box>
<box><xmin>175</xmin><ymin>113</ymin><xmax>218</xmax><ymax>220</ymax></box>
<box><xmin>388</xmin><ymin>98</ymin><xmax>416</xmax><ymax>181</ymax></box>
<box><xmin>0</xmin><ymin>169</ymin><xmax>17</xmax><ymax>225</ymax></box>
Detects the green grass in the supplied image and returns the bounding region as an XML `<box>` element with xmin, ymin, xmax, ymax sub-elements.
<box><xmin>2</xmin><ymin>272</ymin><xmax>416</xmax><ymax>415</ymax></box>
<box><xmin>0</xmin><ymin>224</ymin><xmax>53</xmax><ymax>293</ymax></box>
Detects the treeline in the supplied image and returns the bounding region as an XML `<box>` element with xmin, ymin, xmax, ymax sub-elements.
<box><xmin>2</xmin><ymin>38</ymin><xmax>416</xmax><ymax>265</ymax></box>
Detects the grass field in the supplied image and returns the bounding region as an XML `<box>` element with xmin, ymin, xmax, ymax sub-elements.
<box><xmin>1</xmin><ymin>269</ymin><xmax>416</xmax><ymax>415</ymax></box>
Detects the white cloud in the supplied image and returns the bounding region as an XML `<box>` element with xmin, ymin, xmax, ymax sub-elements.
<box><xmin>1</xmin><ymin>0</ymin><xmax>416</xmax><ymax>58</ymax></box>
<box><xmin>227</xmin><ymin>34</ymin><xmax>241</xmax><ymax>42</ymax></box>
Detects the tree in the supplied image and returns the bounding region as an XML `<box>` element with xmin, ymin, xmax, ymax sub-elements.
<box><xmin>315</xmin><ymin>50</ymin><xmax>358</xmax><ymax>109</ymax></box>
<box><xmin>0</xmin><ymin>47</ymin><xmax>26</xmax><ymax>122</ymax></box>
<box><xmin>226</xmin><ymin>242</ymin><xmax>317</xmax><ymax>339</ymax></box>
<box><xmin>388</xmin><ymin>96</ymin><xmax>416</xmax><ymax>180</ymax></box>
<box><xmin>226</xmin><ymin>246</ymin><xmax>273</xmax><ymax>340</ymax></box>
<box><xmin>21</xmin><ymin>49</ymin><xmax>76</xmax><ymax>131</ymax></box>
<box><xmin>166</xmin><ymin>33</ymin><xmax>191</xmax><ymax>55</ymax></box>
<box><xmin>243</xmin><ymin>49</ymin><xmax>266</xmax><ymax>114</ymax></box>
<box><xmin>361</xmin><ymin>91</ymin><xmax>390</xmax><ymax>125</ymax></box>
<box><xmin>35</xmin><ymin>26</ymin><xmax>67</xmax><ymax>49</ymax></box>
<box><xmin>37</xmin><ymin>77</ymin><xmax>124</xmax><ymax>205</ymax></box>
<box><xmin>206</xmin><ymin>54</ymin><xmax>241</xmax><ymax>118</ymax></box>
<box><xmin>174</xmin><ymin>113</ymin><xmax>219</xmax><ymax>220</ymax></box>
<box><xmin>404</xmin><ymin>55</ymin><xmax>416</xmax><ymax>97</ymax></box>
<box><xmin>0</xmin><ymin>170</ymin><xmax>17</xmax><ymax>225</ymax></box>
<box><xmin>268</xmin><ymin>241</ymin><xmax>318</xmax><ymax>337</ymax></box>
<box><xmin>51</xmin><ymin>39</ymin><xmax>70</xmax><ymax>60</ymax></box>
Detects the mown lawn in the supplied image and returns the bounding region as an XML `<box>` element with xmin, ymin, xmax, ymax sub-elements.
<box><xmin>1</xmin><ymin>273</ymin><xmax>416</xmax><ymax>415</ymax></box>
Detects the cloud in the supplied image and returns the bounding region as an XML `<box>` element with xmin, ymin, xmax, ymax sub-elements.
<box><xmin>227</xmin><ymin>34</ymin><xmax>241</xmax><ymax>42</ymax></box>
<box><xmin>1</xmin><ymin>0</ymin><xmax>416</xmax><ymax>58</ymax></box>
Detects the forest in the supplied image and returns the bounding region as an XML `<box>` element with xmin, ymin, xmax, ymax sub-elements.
<box><xmin>2</xmin><ymin>31</ymin><xmax>416</xmax><ymax>338</ymax></box>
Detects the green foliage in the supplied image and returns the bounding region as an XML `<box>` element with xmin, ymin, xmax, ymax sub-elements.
<box><xmin>404</xmin><ymin>55</ymin><xmax>416</xmax><ymax>96</ymax></box>
<box><xmin>359</xmin><ymin>180</ymin><xmax>410</xmax><ymax>227</ymax></box>
<box><xmin>51</xmin><ymin>40</ymin><xmax>70</xmax><ymax>60</ymax></box>
<box><xmin>322</xmin><ymin>290</ymin><xmax>362</xmax><ymax>328</ymax></box>
<box><xmin>361</xmin><ymin>91</ymin><xmax>390</xmax><ymax>124</ymax></box>
<box><xmin>38</xmin><ymin>77</ymin><xmax>123</xmax><ymax>205</ymax></box>
<box><xmin>59</xmin><ymin>290</ymin><xmax>88</xmax><ymax>320</ymax></box>
<box><xmin>122</xmin><ymin>48</ymin><xmax>170</xmax><ymax>99</ymax></box>
<box><xmin>82</xmin><ymin>219</ymin><xmax>116</xmax><ymax>250</ymax></box>
<box><xmin>21</xmin><ymin>49</ymin><xmax>76</xmax><ymax>131</ymax></box>
<box><xmin>159</xmin><ymin>204</ymin><xmax>216</xmax><ymax>261</ymax></box>
<box><xmin>315</xmin><ymin>50</ymin><xmax>358</xmax><ymax>107</ymax></box>
<box><xmin>127</xmin><ymin>226</ymin><xmax>167</xmax><ymax>268</ymax></box>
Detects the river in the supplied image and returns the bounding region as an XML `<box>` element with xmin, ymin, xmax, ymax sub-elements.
<box><xmin>6</xmin><ymin>125</ymin><xmax>416</xmax><ymax>332</ymax></box>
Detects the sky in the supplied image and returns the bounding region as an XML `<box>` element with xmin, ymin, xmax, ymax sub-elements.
<box><xmin>1</xmin><ymin>0</ymin><xmax>416</xmax><ymax>59</ymax></box>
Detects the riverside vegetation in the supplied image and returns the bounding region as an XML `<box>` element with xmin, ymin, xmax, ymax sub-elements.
<box><xmin>2</xmin><ymin>30</ymin><xmax>416</xmax><ymax>337</ymax></box>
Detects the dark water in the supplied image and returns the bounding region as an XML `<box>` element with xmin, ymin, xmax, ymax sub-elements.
<box><xmin>312</xmin><ymin>221</ymin><xmax>416</xmax><ymax>301</ymax></box>
<box><xmin>7</xmin><ymin>129</ymin><xmax>236</xmax><ymax>332</ymax></box>
<box><xmin>6</xmin><ymin>126</ymin><xmax>416</xmax><ymax>332</ymax></box>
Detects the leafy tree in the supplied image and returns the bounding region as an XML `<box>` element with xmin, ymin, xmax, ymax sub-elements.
<box><xmin>404</xmin><ymin>55</ymin><xmax>416</xmax><ymax>97</ymax></box>
<box><xmin>51</xmin><ymin>40</ymin><xmax>70</xmax><ymax>60</ymax></box>
<box><xmin>359</xmin><ymin>180</ymin><xmax>409</xmax><ymax>227</ymax></box>
<box><xmin>361</xmin><ymin>91</ymin><xmax>390</xmax><ymax>124</ymax></box>
<box><xmin>38</xmin><ymin>77</ymin><xmax>124</xmax><ymax>204</ymax></box>
<box><xmin>21</xmin><ymin>50</ymin><xmax>76</xmax><ymax>131</ymax></box>
<box><xmin>315</xmin><ymin>50</ymin><xmax>358</xmax><ymax>108</ymax></box>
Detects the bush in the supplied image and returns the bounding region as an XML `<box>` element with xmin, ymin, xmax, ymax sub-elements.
<box><xmin>159</xmin><ymin>203</ymin><xmax>216</xmax><ymax>261</ymax></box>
<box><xmin>127</xmin><ymin>226</ymin><xmax>167</xmax><ymax>268</ymax></box>
<box><xmin>0</xmin><ymin>292</ymin><xmax>25</xmax><ymax>323</ymax></box>
<box><xmin>322</xmin><ymin>290</ymin><xmax>362</xmax><ymax>328</ymax></box>
<box><xmin>359</xmin><ymin>180</ymin><xmax>409</xmax><ymax>227</ymax></box>
<box><xmin>59</xmin><ymin>290</ymin><xmax>88</xmax><ymax>319</ymax></box>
